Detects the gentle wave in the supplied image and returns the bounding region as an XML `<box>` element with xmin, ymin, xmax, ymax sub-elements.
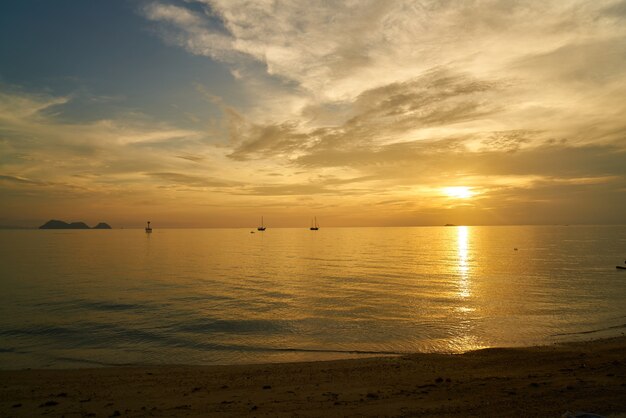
<box><xmin>552</xmin><ymin>323</ymin><xmax>626</xmax><ymax>337</ymax></box>
<box><xmin>1</xmin><ymin>226</ymin><xmax>626</xmax><ymax>368</ymax></box>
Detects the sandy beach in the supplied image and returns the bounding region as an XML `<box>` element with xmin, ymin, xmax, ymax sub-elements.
<box><xmin>1</xmin><ymin>337</ymin><xmax>625</xmax><ymax>417</ymax></box>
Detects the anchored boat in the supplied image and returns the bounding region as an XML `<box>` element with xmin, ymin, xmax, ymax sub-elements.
<box><xmin>257</xmin><ymin>217</ymin><xmax>266</xmax><ymax>231</ymax></box>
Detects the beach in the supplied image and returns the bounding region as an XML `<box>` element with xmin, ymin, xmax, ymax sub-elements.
<box><xmin>1</xmin><ymin>337</ymin><xmax>625</xmax><ymax>417</ymax></box>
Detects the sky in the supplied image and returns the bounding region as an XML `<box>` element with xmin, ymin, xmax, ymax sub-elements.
<box><xmin>1</xmin><ymin>0</ymin><xmax>625</xmax><ymax>228</ymax></box>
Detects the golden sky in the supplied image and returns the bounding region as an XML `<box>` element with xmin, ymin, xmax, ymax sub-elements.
<box><xmin>1</xmin><ymin>1</ymin><xmax>625</xmax><ymax>227</ymax></box>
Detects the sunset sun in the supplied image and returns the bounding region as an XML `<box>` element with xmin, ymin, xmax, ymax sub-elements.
<box><xmin>443</xmin><ymin>187</ymin><xmax>474</xmax><ymax>199</ymax></box>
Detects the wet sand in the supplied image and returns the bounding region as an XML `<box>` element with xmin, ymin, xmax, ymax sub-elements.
<box><xmin>1</xmin><ymin>337</ymin><xmax>625</xmax><ymax>417</ymax></box>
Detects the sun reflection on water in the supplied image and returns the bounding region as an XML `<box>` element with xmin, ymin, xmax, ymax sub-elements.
<box><xmin>448</xmin><ymin>226</ymin><xmax>482</xmax><ymax>352</ymax></box>
<box><xmin>457</xmin><ymin>226</ymin><xmax>470</xmax><ymax>298</ymax></box>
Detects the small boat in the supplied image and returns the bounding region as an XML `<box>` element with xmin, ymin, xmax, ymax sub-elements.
<box><xmin>617</xmin><ymin>266</ymin><xmax>626</xmax><ymax>270</ymax></box>
<box><xmin>145</xmin><ymin>221</ymin><xmax>152</xmax><ymax>233</ymax></box>
<box><xmin>310</xmin><ymin>217</ymin><xmax>319</xmax><ymax>231</ymax></box>
<box><xmin>257</xmin><ymin>217</ymin><xmax>266</xmax><ymax>231</ymax></box>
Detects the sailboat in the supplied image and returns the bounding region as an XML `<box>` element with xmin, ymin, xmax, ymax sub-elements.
<box><xmin>257</xmin><ymin>216</ymin><xmax>266</xmax><ymax>231</ymax></box>
<box><xmin>145</xmin><ymin>221</ymin><xmax>152</xmax><ymax>233</ymax></box>
<box><xmin>310</xmin><ymin>217</ymin><xmax>319</xmax><ymax>231</ymax></box>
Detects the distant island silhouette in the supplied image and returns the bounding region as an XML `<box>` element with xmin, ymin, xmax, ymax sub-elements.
<box><xmin>93</xmin><ymin>222</ymin><xmax>112</xmax><ymax>229</ymax></box>
<box><xmin>39</xmin><ymin>220</ymin><xmax>112</xmax><ymax>229</ymax></box>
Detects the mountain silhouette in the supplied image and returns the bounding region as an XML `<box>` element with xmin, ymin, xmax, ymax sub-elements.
<box><xmin>39</xmin><ymin>220</ymin><xmax>112</xmax><ymax>229</ymax></box>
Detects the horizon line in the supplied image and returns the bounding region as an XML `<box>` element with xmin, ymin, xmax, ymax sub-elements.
<box><xmin>2</xmin><ymin>223</ymin><xmax>625</xmax><ymax>230</ymax></box>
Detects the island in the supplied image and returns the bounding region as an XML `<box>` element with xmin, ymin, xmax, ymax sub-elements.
<box><xmin>38</xmin><ymin>220</ymin><xmax>112</xmax><ymax>229</ymax></box>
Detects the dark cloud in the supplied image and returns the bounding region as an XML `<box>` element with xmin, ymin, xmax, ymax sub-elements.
<box><xmin>228</xmin><ymin>121</ymin><xmax>309</xmax><ymax>161</ymax></box>
<box><xmin>0</xmin><ymin>175</ymin><xmax>91</xmax><ymax>203</ymax></box>
<box><xmin>145</xmin><ymin>172</ymin><xmax>238</xmax><ymax>188</ymax></box>
<box><xmin>227</xmin><ymin>69</ymin><xmax>502</xmax><ymax>160</ymax></box>
<box><xmin>601</xmin><ymin>0</ymin><xmax>626</xmax><ymax>18</ymax></box>
<box><xmin>471</xmin><ymin>144</ymin><xmax>626</xmax><ymax>178</ymax></box>
<box><xmin>175</xmin><ymin>154</ymin><xmax>206</xmax><ymax>163</ymax></box>
<box><xmin>337</xmin><ymin>69</ymin><xmax>499</xmax><ymax>138</ymax></box>
<box><xmin>477</xmin><ymin>176</ymin><xmax>626</xmax><ymax>224</ymax></box>
<box><xmin>512</xmin><ymin>39</ymin><xmax>626</xmax><ymax>85</ymax></box>
<box><xmin>480</xmin><ymin>130</ymin><xmax>534</xmax><ymax>152</ymax></box>
<box><xmin>295</xmin><ymin>136</ymin><xmax>626</xmax><ymax>195</ymax></box>
<box><xmin>295</xmin><ymin>136</ymin><xmax>465</xmax><ymax>169</ymax></box>
<box><xmin>0</xmin><ymin>175</ymin><xmax>43</xmax><ymax>185</ymax></box>
<box><xmin>236</xmin><ymin>184</ymin><xmax>334</xmax><ymax>196</ymax></box>
<box><xmin>231</xmin><ymin>174</ymin><xmax>378</xmax><ymax>197</ymax></box>
<box><xmin>236</xmin><ymin>183</ymin><xmax>369</xmax><ymax>197</ymax></box>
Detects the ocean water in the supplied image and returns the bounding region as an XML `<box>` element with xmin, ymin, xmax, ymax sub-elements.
<box><xmin>1</xmin><ymin>226</ymin><xmax>625</xmax><ymax>369</ymax></box>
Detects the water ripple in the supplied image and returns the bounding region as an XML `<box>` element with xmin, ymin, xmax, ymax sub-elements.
<box><xmin>1</xmin><ymin>226</ymin><xmax>626</xmax><ymax>368</ymax></box>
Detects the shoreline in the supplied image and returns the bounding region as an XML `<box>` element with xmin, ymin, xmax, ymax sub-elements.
<box><xmin>2</xmin><ymin>337</ymin><xmax>625</xmax><ymax>417</ymax></box>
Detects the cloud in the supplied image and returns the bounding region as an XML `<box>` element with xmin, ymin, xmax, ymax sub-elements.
<box><xmin>227</xmin><ymin>118</ymin><xmax>309</xmax><ymax>161</ymax></box>
<box><xmin>0</xmin><ymin>89</ymin><xmax>215</xmax><ymax>194</ymax></box>
<box><xmin>513</xmin><ymin>39</ymin><xmax>626</xmax><ymax>86</ymax></box>
<box><xmin>5</xmin><ymin>1</ymin><xmax>626</xmax><ymax>226</ymax></box>
<box><xmin>602</xmin><ymin>0</ymin><xmax>626</xmax><ymax>18</ymax></box>
<box><xmin>231</xmin><ymin>173</ymin><xmax>379</xmax><ymax>197</ymax></box>
<box><xmin>0</xmin><ymin>90</ymin><xmax>69</xmax><ymax>122</ymax></box>
<box><xmin>142</xmin><ymin>1</ymin><xmax>626</xmax><ymax>102</ymax></box>
<box><xmin>176</xmin><ymin>154</ymin><xmax>206</xmax><ymax>162</ymax></box>
<box><xmin>226</xmin><ymin>69</ymin><xmax>502</xmax><ymax>160</ymax></box>
<box><xmin>480</xmin><ymin>131</ymin><xmax>533</xmax><ymax>152</ymax></box>
<box><xmin>142</xmin><ymin>1</ymin><xmax>626</xmax><ymax>152</ymax></box>
<box><xmin>237</xmin><ymin>183</ymin><xmax>335</xmax><ymax>197</ymax></box>
<box><xmin>0</xmin><ymin>175</ymin><xmax>43</xmax><ymax>185</ymax></box>
<box><xmin>297</xmin><ymin>138</ymin><xmax>626</xmax><ymax>181</ymax></box>
<box><xmin>145</xmin><ymin>172</ymin><xmax>238</xmax><ymax>188</ymax></box>
<box><xmin>142</xmin><ymin>2</ymin><xmax>236</xmax><ymax>61</ymax></box>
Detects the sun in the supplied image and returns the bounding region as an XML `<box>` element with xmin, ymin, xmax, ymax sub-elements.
<box><xmin>443</xmin><ymin>186</ymin><xmax>474</xmax><ymax>199</ymax></box>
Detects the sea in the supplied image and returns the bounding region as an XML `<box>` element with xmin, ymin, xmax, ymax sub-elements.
<box><xmin>1</xmin><ymin>225</ymin><xmax>625</xmax><ymax>369</ymax></box>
